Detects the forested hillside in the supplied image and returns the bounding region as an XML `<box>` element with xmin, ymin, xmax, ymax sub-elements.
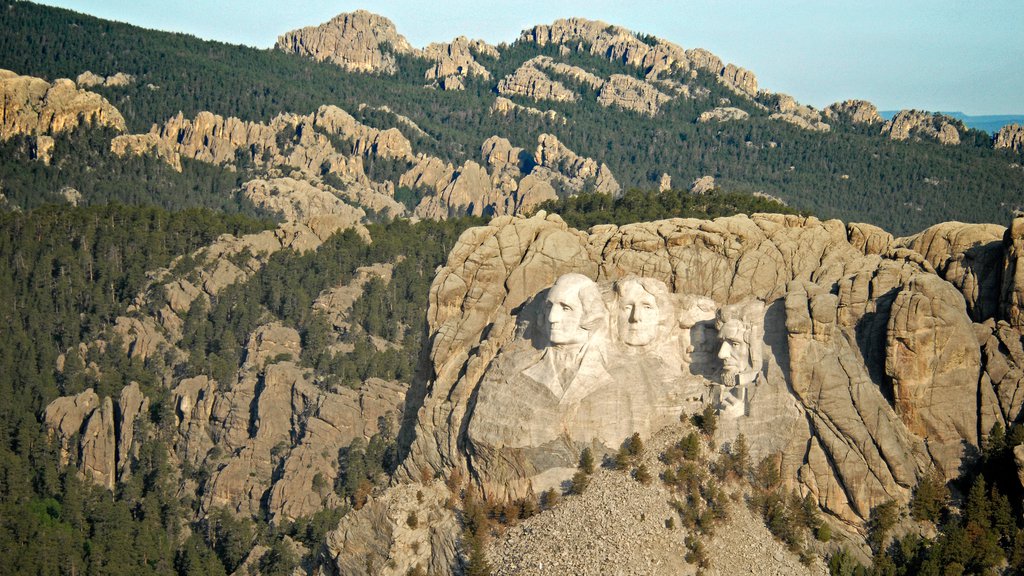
<box><xmin>2</xmin><ymin>2</ymin><xmax>1024</xmax><ymax>575</ymax></box>
<box><xmin>1</xmin><ymin>0</ymin><xmax>1022</xmax><ymax>234</ymax></box>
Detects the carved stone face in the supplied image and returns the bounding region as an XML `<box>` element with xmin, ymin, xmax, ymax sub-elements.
<box><xmin>616</xmin><ymin>281</ymin><xmax>660</xmax><ymax>346</ymax></box>
<box><xmin>545</xmin><ymin>281</ymin><xmax>588</xmax><ymax>346</ymax></box>
<box><xmin>718</xmin><ymin>319</ymin><xmax>750</xmax><ymax>377</ymax></box>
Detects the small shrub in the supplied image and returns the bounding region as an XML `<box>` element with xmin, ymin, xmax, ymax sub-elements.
<box><xmin>693</xmin><ymin>405</ymin><xmax>718</xmax><ymax>437</ymax></box>
<box><xmin>579</xmin><ymin>447</ymin><xmax>595</xmax><ymax>474</ymax></box>
<box><xmin>541</xmin><ymin>488</ymin><xmax>560</xmax><ymax>510</ymax></box>
<box><xmin>406</xmin><ymin>511</ymin><xmax>418</xmax><ymax>529</ymax></box>
<box><xmin>568</xmin><ymin>471</ymin><xmax>590</xmax><ymax>495</ymax></box>
<box><xmin>634</xmin><ymin>464</ymin><xmax>652</xmax><ymax>485</ymax></box>
<box><xmin>815</xmin><ymin>523</ymin><xmax>831</xmax><ymax>542</ymax></box>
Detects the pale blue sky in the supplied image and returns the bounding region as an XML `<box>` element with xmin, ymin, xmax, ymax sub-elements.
<box><xmin>36</xmin><ymin>0</ymin><xmax>1024</xmax><ymax>115</ymax></box>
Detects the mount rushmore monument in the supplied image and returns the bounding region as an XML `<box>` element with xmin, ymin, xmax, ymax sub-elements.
<box><xmin>400</xmin><ymin>209</ymin><xmax>1015</xmax><ymax>528</ymax></box>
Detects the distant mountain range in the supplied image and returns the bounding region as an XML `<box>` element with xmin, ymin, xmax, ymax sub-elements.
<box><xmin>880</xmin><ymin>110</ymin><xmax>1024</xmax><ymax>134</ymax></box>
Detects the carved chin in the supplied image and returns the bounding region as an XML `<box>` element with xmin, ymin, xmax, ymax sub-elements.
<box><xmin>622</xmin><ymin>330</ymin><xmax>656</xmax><ymax>346</ymax></box>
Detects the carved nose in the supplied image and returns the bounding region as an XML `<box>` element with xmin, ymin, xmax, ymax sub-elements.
<box><xmin>548</xmin><ymin>306</ymin><xmax>561</xmax><ymax>324</ymax></box>
<box><xmin>718</xmin><ymin>342</ymin><xmax>732</xmax><ymax>359</ymax></box>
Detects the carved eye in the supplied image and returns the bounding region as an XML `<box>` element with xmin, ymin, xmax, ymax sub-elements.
<box><xmin>561</xmin><ymin>303</ymin><xmax>573</xmax><ymax>311</ymax></box>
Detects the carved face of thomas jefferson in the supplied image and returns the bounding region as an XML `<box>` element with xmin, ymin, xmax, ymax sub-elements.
<box><xmin>616</xmin><ymin>281</ymin><xmax>661</xmax><ymax>346</ymax></box>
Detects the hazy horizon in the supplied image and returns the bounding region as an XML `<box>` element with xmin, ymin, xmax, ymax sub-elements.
<box><xmin>32</xmin><ymin>0</ymin><xmax>1024</xmax><ymax>117</ymax></box>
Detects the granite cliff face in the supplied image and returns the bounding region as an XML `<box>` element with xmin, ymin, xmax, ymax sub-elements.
<box><xmin>399</xmin><ymin>211</ymin><xmax>1024</xmax><ymax>532</ymax></box>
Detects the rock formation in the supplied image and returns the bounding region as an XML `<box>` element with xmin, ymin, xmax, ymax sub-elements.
<box><xmin>881</xmin><ymin>110</ymin><xmax>962</xmax><ymax>145</ymax></box>
<box><xmin>527</xmin><ymin>56</ymin><xmax>604</xmax><ymax>90</ymax></box>
<box><xmin>597</xmin><ymin>74</ymin><xmax>672</xmax><ymax>117</ymax></box>
<box><xmin>0</xmin><ymin>69</ymin><xmax>125</xmax><ymax>140</ymax></box>
<box><xmin>324</xmin><ymin>480</ymin><xmax>459</xmax><ymax>576</ymax></box>
<box><xmin>519</xmin><ymin>18</ymin><xmax>759</xmax><ymax>98</ymax></box>
<box><xmin>275</xmin><ymin>11</ymin><xmax>414</xmax><ymax>74</ymax></box>
<box><xmin>770</xmin><ymin>94</ymin><xmax>830</xmax><ymax>132</ymax></box>
<box><xmin>497</xmin><ymin>64</ymin><xmax>579</xmax><ymax>103</ymax></box>
<box><xmin>422</xmin><ymin>36</ymin><xmax>497</xmax><ymax>86</ymax></box>
<box><xmin>111</xmin><ymin>105</ymin><xmax>408</xmax><ymax>221</ymax></box>
<box><xmin>490</xmin><ymin>97</ymin><xmax>560</xmax><ymax>122</ymax></box>
<box><xmin>44</xmin><ymin>383</ymin><xmax>149</xmax><ymax>491</ymax></box>
<box><xmin>995</xmin><ymin>123</ymin><xmax>1024</xmax><ymax>153</ymax></box>
<box><xmin>698</xmin><ymin>107</ymin><xmax>750</xmax><ymax>123</ymax></box>
<box><xmin>824</xmin><ymin>99</ymin><xmax>882</xmax><ymax>125</ymax></box>
<box><xmin>690</xmin><ymin>175</ymin><xmax>716</xmax><ymax>194</ymax></box>
<box><xmin>1002</xmin><ymin>215</ymin><xmax>1024</xmax><ymax>330</ymax></box>
<box><xmin>76</xmin><ymin>71</ymin><xmax>134</xmax><ymax>88</ymax></box>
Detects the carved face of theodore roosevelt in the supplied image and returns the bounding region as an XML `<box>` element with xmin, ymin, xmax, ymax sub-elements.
<box><xmin>543</xmin><ymin>274</ymin><xmax>606</xmax><ymax>347</ymax></box>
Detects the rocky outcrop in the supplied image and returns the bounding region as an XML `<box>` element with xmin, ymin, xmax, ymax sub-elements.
<box><xmin>698</xmin><ymin>107</ymin><xmax>749</xmax><ymax>123</ymax></box>
<box><xmin>324</xmin><ymin>480</ymin><xmax>459</xmax><ymax>576</ymax></box>
<box><xmin>597</xmin><ymin>74</ymin><xmax>672</xmax><ymax>116</ymax></box>
<box><xmin>399</xmin><ymin>211</ymin><xmax>992</xmax><ymax>527</ymax></box>
<box><xmin>532</xmin><ymin>133</ymin><xmax>620</xmax><ymax>196</ymax></box>
<box><xmin>896</xmin><ymin>221</ymin><xmax>1006</xmax><ymax>321</ymax></box>
<box><xmin>519</xmin><ymin>18</ymin><xmax>758</xmax><ymax>98</ymax></box>
<box><xmin>497</xmin><ymin>64</ymin><xmax>578</xmax><ymax>103</ymax></box>
<box><xmin>1002</xmin><ymin>216</ymin><xmax>1024</xmax><ymax>330</ymax></box>
<box><xmin>824</xmin><ymin>99</ymin><xmax>882</xmax><ymax>125</ymax></box>
<box><xmin>76</xmin><ymin>71</ymin><xmax>134</xmax><ymax>88</ymax></box>
<box><xmin>995</xmin><ymin>124</ymin><xmax>1024</xmax><ymax>153</ymax></box>
<box><xmin>690</xmin><ymin>175</ymin><xmax>716</xmax><ymax>194</ymax></box>
<box><xmin>885</xmin><ymin>274</ymin><xmax>980</xmax><ymax>475</ymax></box>
<box><xmin>490</xmin><ymin>97</ymin><xmax>560</xmax><ymax>122</ymax></box>
<box><xmin>527</xmin><ymin>56</ymin><xmax>604</xmax><ymax>90</ymax></box>
<box><xmin>771</xmin><ymin>112</ymin><xmax>830</xmax><ymax>132</ymax></box>
<box><xmin>770</xmin><ymin>94</ymin><xmax>829</xmax><ymax>132</ymax></box>
<box><xmin>721</xmin><ymin>63</ymin><xmax>758</xmax><ymax>97</ymax></box>
<box><xmin>881</xmin><ymin>110</ymin><xmax>962</xmax><ymax>145</ymax></box>
<box><xmin>111</xmin><ymin>105</ymin><xmax>408</xmax><ymax>221</ymax></box>
<box><xmin>405</xmin><ymin>133</ymin><xmax>617</xmax><ymax>219</ymax></box>
<box><xmin>243</xmin><ymin>177</ymin><xmax>370</xmax><ymax>223</ymax></box>
<box><xmin>44</xmin><ymin>383</ymin><xmax>149</xmax><ymax>490</ymax></box>
<box><xmin>44</xmin><ymin>388</ymin><xmax>101</xmax><ymax>465</ymax></box>
<box><xmin>275</xmin><ymin>11</ymin><xmax>414</xmax><ymax>74</ymax></box>
<box><xmin>0</xmin><ymin>69</ymin><xmax>125</xmax><ymax>140</ymax></box>
<box><xmin>113</xmin><ymin>105</ymin><xmax>412</xmax><ymax>174</ymax></box>
<box><xmin>422</xmin><ymin>36</ymin><xmax>497</xmax><ymax>84</ymax></box>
